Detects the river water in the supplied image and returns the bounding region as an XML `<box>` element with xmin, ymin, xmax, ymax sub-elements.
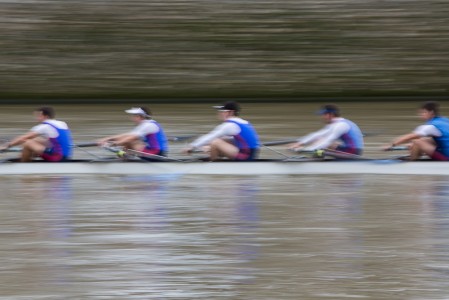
<box><xmin>1</xmin><ymin>102</ymin><xmax>449</xmax><ymax>299</ymax></box>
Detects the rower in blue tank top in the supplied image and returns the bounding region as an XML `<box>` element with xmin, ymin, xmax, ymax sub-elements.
<box><xmin>184</xmin><ymin>101</ymin><xmax>260</xmax><ymax>161</ymax></box>
<box><xmin>0</xmin><ymin>107</ymin><xmax>73</xmax><ymax>162</ymax></box>
<box><xmin>288</xmin><ymin>104</ymin><xmax>364</xmax><ymax>155</ymax></box>
<box><xmin>98</xmin><ymin>106</ymin><xmax>168</xmax><ymax>158</ymax></box>
<box><xmin>384</xmin><ymin>101</ymin><xmax>449</xmax><ymax>160</ymax></box>
<box><xmin>42</xmin><ymin>121</ymin><xmax>73</xmax><ymax>160</ymax></box>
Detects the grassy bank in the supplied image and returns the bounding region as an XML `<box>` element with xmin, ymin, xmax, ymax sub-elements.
<box><xmin>0</xmin><ymin>0</ymin><xmax>448</xmax><ymax>101</ymax></box>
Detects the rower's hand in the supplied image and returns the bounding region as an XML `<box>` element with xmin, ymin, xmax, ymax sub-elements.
<box><xmin>382</xmin><ymin>144</ymin><xmax>399</xmax><ymax>151</ymax></box>
<box><xmin>97</xmin><ymin>139</ymin><xmax>115</xmax><ymax>147</ymax></box>
<box><xmin>97</xmin><ymin>139</ymin><xmax>107</xmax><ymax>147</ymax></box>
<box><xmin>382</xmin><ymin>145</ymin><xmax>392</xmax><ymax>151</ymax></box>
<box><xmin>182</xmin><ymin>147</ymin><xmax>194</xmax><ymax>155</ymax></box>
<box><xmin>287</xmin><ymin>142</ymin><xmax>303</xmax><ymax>152</ymax></box>
<box><xmin>0</xmin><ymin>143</ymin><xmax>10</xmax><ymax>152</ymax></box>
<box><xmin>383</xmin><ymin>144</ymin><xmax>409</xmax><ymax>151</ymax></box>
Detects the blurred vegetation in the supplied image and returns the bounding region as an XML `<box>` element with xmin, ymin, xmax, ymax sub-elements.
<box><xmin>0</xmin><ymin>0</ymin><xmax>448</xmax><ymax>102</ymax></box>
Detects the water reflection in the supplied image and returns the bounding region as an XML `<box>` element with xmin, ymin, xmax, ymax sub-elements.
<box><xmin>0</xmin><ymin>176</ymin><xmax>75</xmax><ymax>295</ymax></box>
<box><xmin>3</xmin><ymin>176</ymin><xmax>272</xmax><ymax>297</ymax></box>
<box><xmin>417</xmin><ymin>180</ymin><xmax>449</xmax><ymax>282</ymax></box>
<box><xmin>2</xmin><ymin>175</ymin><xmax>449</xmax><ymax>299</ymax></box>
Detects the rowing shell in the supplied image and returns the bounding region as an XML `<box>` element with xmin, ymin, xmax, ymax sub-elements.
<box><xmin>0</xmin><ymin>159</ymin><xmax>448</xmax><ymax>176</ymax></box>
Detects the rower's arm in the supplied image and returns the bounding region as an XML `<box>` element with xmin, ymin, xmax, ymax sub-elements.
<box><xmin>299</xmin><ymin>126</ymin><xmax>331</xmax><ymax>145</ymax></box>
<box><xmin>98</xmin><ymin>133</ymin><xmax>130</xmax><ymax>144</ymax></box>
<box><xmin>112</xmin><ymin>133</ymin><xmax>141</xmax><ymax>145</ymax></box>
<box><xmin>6</xmin><ymin>131</ymin><xmax>39</xmax><ymax>147</ymax></box>
<box><xmin>190</xmin><ymin>123</ymin><xmax>239</xmax><ymax>149</ymax></box>
<box><xmin>391</xmin><ymin>132</ymin><xmax>421</xmax><ymax>146</ymax></box>
<box><xmin>308</xmin><ymin>122</ymin><xmax>350</xmax><ymax>150</ymax></box>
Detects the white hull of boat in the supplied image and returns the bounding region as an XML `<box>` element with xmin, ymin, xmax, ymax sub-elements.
<box><xmin>0</xmin><ymin>160</ymin><xmax>448</xmax><ymax>176</ymax></box>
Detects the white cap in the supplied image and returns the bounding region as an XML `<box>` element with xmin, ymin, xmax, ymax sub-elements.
<box><xmin>125</xmin><ymin>107</ymin><xmax>149</xmax><ymax>117</ymax></box>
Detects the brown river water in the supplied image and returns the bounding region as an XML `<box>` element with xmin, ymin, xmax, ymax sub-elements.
<box><xmin>0</xmin><ymin>102</ymin><xmax>449</xmax><ymax>299</ymax></box>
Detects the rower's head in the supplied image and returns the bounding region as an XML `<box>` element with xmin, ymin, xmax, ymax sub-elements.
<box><xmin>419</xmin><ymin>101</ymin><xmax>439</xmax><ymax>120</ymax></box>
<box><xmin>34</xmin><ymin>106</ymin><xmax>55</xmax><ymax>122</ymax></box>
<box><xmin>125</xmin><ymin>107</ymin><xmax>152</xmax><ymax>122</ymax></box>
<box><xmin>213</xmin><ymin>101</ymin><xmax>240</xmax><ymax>120</ymax></box>
<box><xmin>317</xmin><ymin>104</ymin><xmax>340</xmax><ymax>123</ymax></box>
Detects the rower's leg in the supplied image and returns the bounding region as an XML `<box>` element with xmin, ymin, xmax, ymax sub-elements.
<box><xmin>209</xmin><ymin>139</ymin><xmax>239</xmax><ymax>161</ymax></box>
<box><xmin>127</xmin><ymin>140</ymin><xmax>146</xmax><ymax>151</ymax></box>
<box><xmin>21</xmin><ymin>138</ymin><xmax>46</xmax><ymax>162</ymax></box>
<box><xmin>410</xmin><ymin>138</ymin><xmax>436</xmax><ymax>160</ymax></box>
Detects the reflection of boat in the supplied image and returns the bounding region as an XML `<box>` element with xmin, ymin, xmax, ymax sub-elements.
<box><xmin>1</xmin><ymin>159</ymin><xmax>449</xmax><ymax>175</ymax></box>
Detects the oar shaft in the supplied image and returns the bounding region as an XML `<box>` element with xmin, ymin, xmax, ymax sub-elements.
<box><xmin>74</xmin><ymin>142</ymin><xmax>98</xmax><ymax>148</ymax></box>
<box><xmin>0</xmin><ymin>147</ymin><xmax>22</xmax><ymax>153</ymax></box>
<box><xmin>126</xmin><ymin>149</ymin><xmax>183</xmax><ymax>162</ymax></box>
<box><xmin>263</xmin><ymin>139</ymin><xmax>298</xmax><ymax>146</ymax></box>
<box><xmin>385</xmin><ymin>146</ymin><xmax>409</xmax><ymax>151</ymax></box>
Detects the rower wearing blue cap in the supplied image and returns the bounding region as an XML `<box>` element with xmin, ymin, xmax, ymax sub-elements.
<box><xmin>288</xmin><ymin>104</ymin><xmax>364</xmax><ymax>155</ymax></box>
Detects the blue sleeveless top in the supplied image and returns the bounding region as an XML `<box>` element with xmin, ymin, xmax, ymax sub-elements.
<box><xmin>226</xmin><ymin>120</ymin><xmax>260</xmax><ymax>150</ymax></box>
<box><xmin>337</xmin><ymin>119</ymin><xmax>364</xmax><ymax>150</ymax></box>
<box><xmin>43</xmin><ymin>121</ymin><xmax>73</xmax><ymax>158</ymax></box>
<box><xmin>427</xmin><ymin>117</ymin><xmax>449</xmax><ymax>156</ymax></box>
<box><xmin>143</xmin><ymin>120</ymin><xmax>168</xmax><ymax>152</ymax></box>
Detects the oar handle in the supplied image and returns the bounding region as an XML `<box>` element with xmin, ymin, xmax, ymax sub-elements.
<box><xmin>0</xmin><ymin>147</ymin><xmax>22</xmax><ymax>153</ymax></box>
<box><xmin>385</xmin><ymin>146</ymin><xmax>408</xmax><ymax>151</ymax></box>
<box><xmin>263</xmin><ymin>139</ymin><xmax>298</xmax><ymax>146</ymax></box>
<box><xmin>168</xmin><ymin>135</ymin><xmax>196</xmax><ymax>142</ymax></box>
<box><xmin>74</xmin><ymin>142</ymin><xmax>99</xmax><ymax>148</ymax></box>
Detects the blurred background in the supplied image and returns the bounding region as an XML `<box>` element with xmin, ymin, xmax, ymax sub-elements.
<box><xmin>0</xmin><ymin>0</ymin><xmax>448</xmax><ymax>102</ymax></box>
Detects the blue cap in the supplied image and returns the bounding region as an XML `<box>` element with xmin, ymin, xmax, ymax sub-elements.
<box><xmin>316</xmin><ymin>104</ymin><xmax>339</xmax><ymax>115</ymax></box>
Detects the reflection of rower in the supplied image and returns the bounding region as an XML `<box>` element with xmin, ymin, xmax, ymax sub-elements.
<box><xmin>384</xmin><ymin>101</ymin><xmax>449</xmax><ymax>161</ymax></box>
<box><xmin>0</xmin><ymin>107</ymin><xmax>73</xmax><ymax>162</ymax></box>
<box><xmin>288</xmin><ymin>104</ymin><xmax>364</xmax><ymax>155</ymax></box>
<box><xmin>98</xmin><ymin>107</ymin><xmax>169</xmax><ymax>158</ymax></box>
<box><xmin>184</xmin><ymin>101</ymin><xmax>260</xmax><ymax>161</ymax></box>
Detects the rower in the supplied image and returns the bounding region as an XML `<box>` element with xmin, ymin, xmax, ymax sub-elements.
<box><xmin>183</xmin><ymin>101</ymin><xmax>260</xmax><ymax>161</ymax></box>
<box><xmin>0</xmin><ymin>107</ymin><xmax>73</xmax><ymax>162</ymax></box>
<box><xmin>288</xmin><ymin>104</ymin><xmax>364</xmax><ymax>155</ymax></box>
<box><xmin>384</xmin><ymin>101</ymin><xmax>449</xmax><ymax>161</ymax></box>
<box><xmin>98</xmin><ymin>107</ymin><xmax>168</xmax><ymax>158</ymax></box>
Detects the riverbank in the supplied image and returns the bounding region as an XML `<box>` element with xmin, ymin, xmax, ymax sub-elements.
<box><xmin>1</xmin><ymin>0</ymin><xmax>448</xmax><ymax>100</ymax></box>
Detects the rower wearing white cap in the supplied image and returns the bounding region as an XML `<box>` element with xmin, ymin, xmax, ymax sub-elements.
<box><xmin>98</xmin><ymin>107</ymin><xmax>168</xmax><ymax>157</ymax></box>
<box><xmin>184</xmin><ymin>101</ymin><xmax>260</xmax><ymax>161</ymax></box>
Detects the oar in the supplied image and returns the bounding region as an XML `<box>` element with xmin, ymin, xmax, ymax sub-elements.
<box><xmin>74</xmin><ymin>142</ymin><xmax>98</xmax><ymax>148</ymax></box>
<box><xmin>262</xmin><ymin>139</ymin><xmax>298</xmax><ymax>146</ymax></box>
<box><xmin>168</xmin><ymin>135</ymin><xmax>196</xmax><ymax>142</ymax></box>
<box><xmin>0</xmin><ymin>147</ymin><xmax>22</xmax><ymax>153</ymax></box>
<box><xmin>293</xmin><ymin>148</ymin><xmax>369</xmax><ymax>160</ymax></box>
<box><xmin>321</xmin><ymin>148</ymin><xmax>369</xmax><ymax>160</ymax></box>
<box><xmin>73</xmin><ymin>135</ymin><xmax>196</xmax><ymax>148</ymax></box>
<box><xmin>362</xmin><ymin>129</ymin><xmax>385</xmax><ymax>137</ymax></box>
<box><xmin>261</xmin><ymin>144</ymin><xmax>290</xmax><ymax>158</ymax></box>
<box><xmin>125</xmin><ymin>149</ymin><xmax>183</xmax><ymax>162</ymax></box>
<box><xmin>261</xmin><ymin>144</ymin><xmax>306</xmax><ymax>160</ymax></box>
<box><xmin>99</xmin><ymin>145</ymin><xmax>179</xmax><ymax>162</ymax></box>
<box><xmin>385</xmin><ymin>146</ymin><xmax>409</xmax><ymax>151</ymax></box>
